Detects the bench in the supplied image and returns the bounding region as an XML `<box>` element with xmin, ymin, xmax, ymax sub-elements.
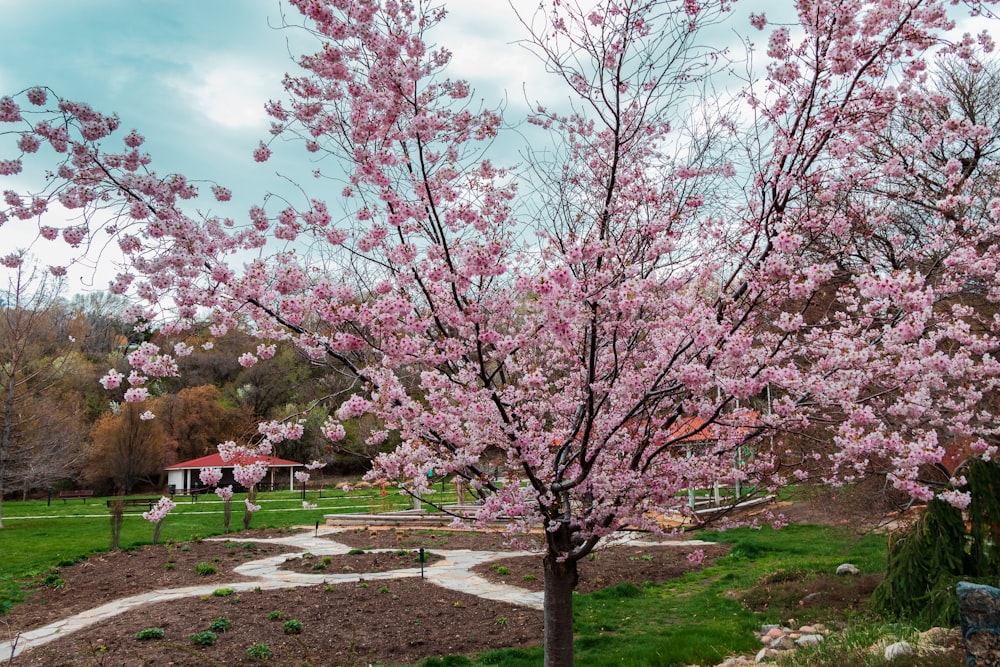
<box><xmin>170</xmin><ymin>487</ymin><xmax>210</xmax><ymax>502</ymax></box>
<box><xmin>59</xmin><ymin>490</ymin><xmax>94</xmax><ymax>503</ymax></box>
<box><xmin>106</xmin><ymin>498</ymin><xmax>159</xmax><ymax>513</ymax></box>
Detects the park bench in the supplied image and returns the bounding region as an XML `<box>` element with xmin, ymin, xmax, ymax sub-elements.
<box><xmin>170</xmin><ymin>487</ymin><xmax>211</xmax><ymax>502</ymax></box>
<box><xmin>58</xmin><ymin>490</ymin><xmax>94</xmax><ymax>503</ymax></box>
<box><xmin>106</xmin><ymin>498</ymin><xmax>159</xmax><ymax>513</ymax></box>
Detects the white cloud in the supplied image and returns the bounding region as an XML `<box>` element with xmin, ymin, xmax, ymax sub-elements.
<box><xmin>166</xmin><ymin>55</ymin><xmax>286</xmax><ymax>131</ymax></box>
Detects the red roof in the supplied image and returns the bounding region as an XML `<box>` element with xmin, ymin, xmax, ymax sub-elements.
<box><xmin>165</xmin><ymin>453</ymin><xmax>302</xmax><ymax>470</ymax></box>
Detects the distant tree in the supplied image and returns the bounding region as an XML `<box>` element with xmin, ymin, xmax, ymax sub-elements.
<box><xmin>0</xmin><ymin>255</ymin><xmax>81</xmax><ymax>526</ymax></box>
<box><xmin>85</xmin><ymin>402</ymin><xmax>165</xmax><ymax>494</ymax></box>
<box><xmin>153</xmin><ymin>384</ymin><xmax>249</xmax><ymax>463</ymax></box>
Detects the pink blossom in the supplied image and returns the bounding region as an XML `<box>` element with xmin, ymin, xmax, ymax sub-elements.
<box><xmin>749</xmin><ymin>12</ymin><xmax>766</xmax><ymax>30</ymax></box>
<box><xmin>215</xmin><ymin>485</ymin><xmax>234</xmax><ymax>501</ymax></box>
<box><xmin>123</xmin><ymin>387</ymin><xmax>149</xmax><ymax>402</ymax></box>
<box><xmin>238</xmin><ymin>352</ymin><xmax>258</xmax><ymax>367</ymax></box>
<box><xmin>0</xmin><ymin>160</ymin><xmax>22</xmax><ymax>176</ymax></box>
<box><xmin>141</xmin><ymin>496</ymin><xmax>176</xmax><ymax>523</ymax></box>
<box><xmin>199</xmin><ymin>467</ymin><xmax>223</xmax><ymax>487</ymax></box>
<box><xmin>244</xmin><ymin>498</ymin><xmax>262</xmax><ymax>513</ymax></box>
<box><xmin>305</xmin><ymin>459</ymin><xmax>327</xmax><ymax>470</ymax></box>
<box><xmin>233</xmin><ymin>461</ymin><xmax>268</xmax><ymax>488</ymax></box>
<box><xmin>139</xmin><ymin>410</ymin><xmax>155</xmax><ymax>421</ymax></box>
<box><xmin>294</xmin><ymin>471</ymin><xmax>310</xmax><ymax>484</ymax></box>
<box><xmin>26</xmin><ymin>87</ymin><xmax>47</xmax><ymax>106</ymax></box>
<box><xmin>211</xmin><ymin>185</ymin><xmax>232</xmax><ymax>201</ymax></box>
<box><xmin>99</xmin><ymin>370</ymin><xmax>124</xmax><ymax>389</ymax></box>
<box><xmin>0</xmin><ymin>253</ymin><xmax>23</xmax><ymax>268</ymax></box>
<box><xmin>253</xmin><ymin>141</ymin><xmax>272</xmax><ymax>162</ymax></box>
<box><xmin>322</xmin><ymin>419</ymin><xmax>346</xmax><ymax>441</ymax></box>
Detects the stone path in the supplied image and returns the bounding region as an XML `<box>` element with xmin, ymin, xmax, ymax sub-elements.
<box><xmin>0</xmin><ymin>526</ymin><xmax>710</xmax><ymax>661</ymax></box>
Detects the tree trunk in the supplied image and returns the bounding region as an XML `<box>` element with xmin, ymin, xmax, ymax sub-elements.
<box><xmin>543</xmin><ymin>552</ymin><xmax>578</xmax><ymax>667</ymax></box>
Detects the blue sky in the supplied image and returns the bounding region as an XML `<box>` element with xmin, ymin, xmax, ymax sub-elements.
<box><xmin>0</xmin><ymin>0</ymin><xmax>546</xmax><ymax>290</ymax></box>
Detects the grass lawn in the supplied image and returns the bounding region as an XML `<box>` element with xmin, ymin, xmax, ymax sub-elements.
<box><xmin>2</xmin><ymin>492</ymin><xmax>944</xmax><ymax>666</ymax></box>
<box><xmin>0</xmin><ymin>485</ymin><xmax>423</xmax><ymax>612</ymax></box>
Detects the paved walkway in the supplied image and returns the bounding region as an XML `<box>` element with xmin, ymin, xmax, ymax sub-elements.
<box><xmin>0</xmin><ymin>527</ymin><xmax>710</xmax><ymax>661</ymax></box>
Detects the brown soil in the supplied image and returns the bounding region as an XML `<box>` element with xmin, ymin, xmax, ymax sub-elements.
<box><xmin>277</xmin><ymin>549</ymin><xmax>445</xmax><ymax>575</ymax></box>
<box><xmin>2</xmin><ymin>527</ymin><xmax>733</xmax><ymax>667</ymax></box>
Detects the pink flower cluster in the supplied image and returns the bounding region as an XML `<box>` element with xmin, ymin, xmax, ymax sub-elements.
<box><xmin>142</xmin><ymin>496</ymin><xmax>176</xmax><ymax>523</ymax></box>
<box><xmin>199</xmin><ymin>467</ymin><xmax>223</xmax><ymax>487</ymax></box>
<box><xmin>233</xmin><ymin>461</ymin><xmax>268</xmax><ymax>488</ymax></box>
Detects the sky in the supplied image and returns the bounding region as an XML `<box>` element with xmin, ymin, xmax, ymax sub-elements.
<box><xmin>0</xmin><ymin>0</ymin><xmax>555</xmax><ymax>292</ymax></box>
<box><xmin>0</xmin><ymin>0</ymin><xmax>991</xmax><ymax>294</ymax></box>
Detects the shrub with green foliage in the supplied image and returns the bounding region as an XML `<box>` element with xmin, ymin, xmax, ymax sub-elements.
<box><xmin>189</xmin><ymin>631</ymin><xmax>217</xmax><ymax>646</ymax></box>
<box><xmin>283</xmin><ymin>619</ymin><xmax>303</xmax><ymax>634</ymax></box>
<box><xmin>194</xmin><ymin>562</ymin><xmax>216</xmax><ymax>576</ymax></box>
<box><xmin>135</xmin><ymin>627</ymin><xmax>165</xmax><ymax>640</ymax></box>
<box><xmin>209</xmin><ymin>616</ymin><xmax>231</xmax><ymax>632</ymax></box>
<box><xmin>873</xmin><ymin>460</ymin><xmax>1000</xmax><ymax>627</ymax></box>
<box><xmin>246</xmin><ymin>643</ymin><xmax>272</xmax><ymax>660</ymax></box>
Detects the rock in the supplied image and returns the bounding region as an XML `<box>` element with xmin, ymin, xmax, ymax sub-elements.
<box><xmin>883</xmin><ymin>641</ymin><xmax>914</xmax><ymax>660</ymax></box>
<box><xmin>798</xmin><ymin>625</ymin><xmax>817</xmax><ymax>634</ymax></box>
<box><xmin>799</xmin><ymin>592</ymin><xmax>823</xmax><ymax>606</ymax></box>
<box><xmin>769</xmin><ymin>636</ymin><xmax>795</xmax><ymax>650</ymax></box>
<box><xmin>836</xmin><ymin>563</ymin><xmax>860</xmax><ymax>575</ymax></box>
<box><xmin>957</xmin><ymin>581</ymin><xmax>1000</xmax><ymax>666</ymax></box>
<box><xmin>795</xmin><ymin>633</ymin><xmax>824</xmax><ymax>647</ymax></box>
<box><xmin>765</xmin><ymin>627</ymin><xmax>786</xmax><ymax>640</ymax></box>
<box><xmin>754</xmin><ymin>647</ymin><xmax>779</xmax><ymax>663</ymax></box>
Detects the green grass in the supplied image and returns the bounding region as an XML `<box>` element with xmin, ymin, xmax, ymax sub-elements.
<box><xmin>0</xmin><ymin>486</ymin><xmax>421</xmax><ymax>613</ymax></box>
<box><xmin>426</xmin><ymin>524</ymin><xmax>890</xmax><ymax>667</ymax></box>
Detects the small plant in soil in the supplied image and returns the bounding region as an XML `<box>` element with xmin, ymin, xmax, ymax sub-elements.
<box><xmin>224</xmin><ymin>541</ymin><xmax>240</xmax><ymax>549</ymax></box>
<box><xmin>494</xmin><ymin>616</ymin><xmax>509</xmax><ymax>626</ymax></box>
<box><xmin>379</xmin><ymin>585</ymin><xmax>389</xmax><ymax>593</ymax></box>
<box><xmin>523</xmin><ymin>574</ymin><xmax>537</xmax><ymax>581</ymax></box>
<box><xmin>283</xmin><ymin>619</ymin><xmax>303</xmax><ymax>634</ymax></box>
<box><xmin>268</xmin><ymin>610</ymin><xmax>285</xmax><ymax>621</ymax></box>
<box><xmin>194</xmin><ymin>562</ymin><xmax>216</xmax><ymax>576</ymax></box>
<box><xmin>189</xmin><ymin>631</ymin><xmax>217</xmax><ymax>646</ymax></box>
<box><xmin>163</xmin><ymin>562</ymin><xmax>175</xmax><ymax>570</ymax></box>
<box><xmin>246</xmin><ymin>643</ymin><xmax>272</xmax><ymax>660</ymax></box>
<box><xmin>347</xmin><ymin>548</ymin><xmax>365</xmax><ymax>555</ymax></box>
<box><xmin>212</xmin><ymin>588</ymin><xmax>236</xmax><ymax>597</ymax></box>
<box><xmin>311</xmin><ymin>562</ymin><xmax>326</xmax><ymax>571</ymax></box>
<box><xmin>43</xmin><ymin>573</ymin><xmax>65</xmax><ymax>589</ymax></box>
<box><xmin>322</xmin><ymin>555</ymin><xmax>333</xmax><ymax>564</ymax></box>
<box><xmin>209</xmin><ymin>616</ymin><xmax>231</xmax><ymax>632</ymax></box>
<box><xmin>135</xmin><ymin>627</ymin><xmax>165</xmax><ymax>640</ymax></box>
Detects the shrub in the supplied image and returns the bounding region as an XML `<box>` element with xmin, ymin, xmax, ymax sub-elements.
<box><xmin>209</xmin><ymin>616</ymin><xmax>231</xmax><ymax>632</ymax></box>
<box><xmin>135</xmin><ymin>627</ymin><xmax>165</xmax><ymax>640</ymax></box>
<box><xmin>268</xmin><ymin>610</ymin><xmax>285</xmax><ymax>621</ymax></box>
<box><xmin>246</xmin><ymin>643</ymin><xmax>272</xmax><ymax>660</ymax></box>
<box><xmin>283</xmin><ymin>619</ymin><xmax>303</xmax><ymax>635</ymax></box>
<box><xmin>212</xmin><ymin>588</ymin><xmax>236</xmax><ymax>597</ymax></box>
<box><xmin>194</xmin><ymin>562</ymin><xmax>216</xmax><ymax>576</ymax></box>
<box><xmin>42</xmin><ymin>573</ymin><xmax>65</xmax><ymax>589</ymax></box>
<box><xmin>189</xmin><ymin>631</ymin><xmax>217</xmax><ymax>646</ymax></box>
<box><xmin>347</xmin><ymin>548</ymin><xmax>365</xmax><ymax>555</ymax></box>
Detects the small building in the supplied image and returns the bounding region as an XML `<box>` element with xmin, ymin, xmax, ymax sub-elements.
<box><xmin>165</xmin><ymin>453</ymin><xmax>303</xmax><ymax>493</ymax></box>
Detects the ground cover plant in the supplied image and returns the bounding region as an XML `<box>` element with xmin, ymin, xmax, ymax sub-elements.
<box><xmin>6</xmin><ymin>0</ymin><xmax>1000</xmax><ymax>664</ymax></box>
